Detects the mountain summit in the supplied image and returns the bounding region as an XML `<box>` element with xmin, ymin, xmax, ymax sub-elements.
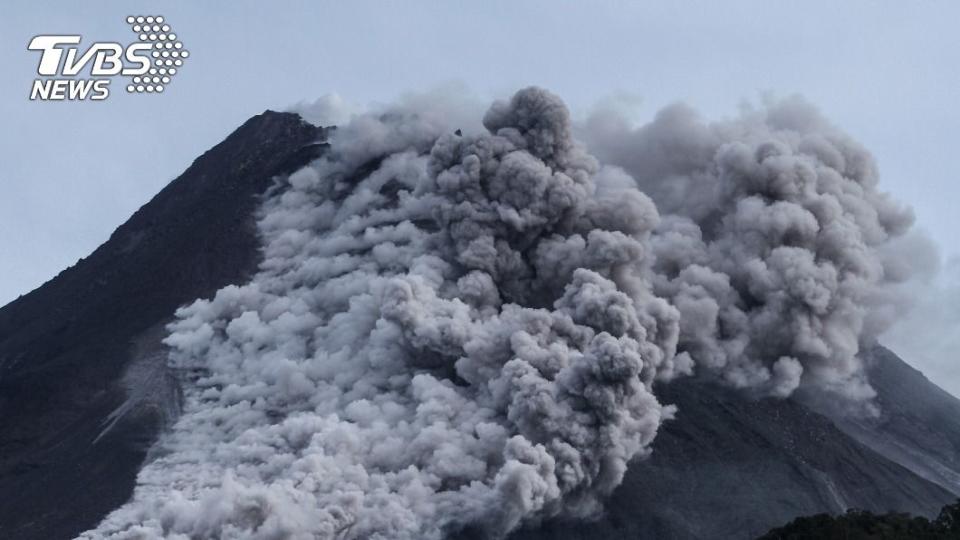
<box><xmin>0</xmin><ymin>111</ymin><xmax>325</xmax><ymax>539</ymax></box>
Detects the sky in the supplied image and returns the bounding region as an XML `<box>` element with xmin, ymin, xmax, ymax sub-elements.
<box><xmin>0</xmin><ymin>1</ymin><xmax>958</xmax><ymax>392</ymax></box>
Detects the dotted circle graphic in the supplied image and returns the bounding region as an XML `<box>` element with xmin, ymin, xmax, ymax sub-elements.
<box><xmin>125</xmin><ymin>15</ymin><xmax>188</xmax><ymax>94</ymax></box>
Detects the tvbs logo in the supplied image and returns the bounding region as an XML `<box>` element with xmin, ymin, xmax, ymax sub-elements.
<box><xmin>28</xmin><ymin>16</ymin><xmax>188</xmax><ymax>101</ymax></box>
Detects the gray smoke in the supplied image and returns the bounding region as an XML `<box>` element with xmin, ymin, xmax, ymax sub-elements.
<box><xmin>82</xmin><ymin>88</ymin><xmax>915</xmax><ymax>539</ymax></box>
<box><xmin>583</xmin><ymin>97</ymin><xmax>915</xmax><ymax>402</ymax></box>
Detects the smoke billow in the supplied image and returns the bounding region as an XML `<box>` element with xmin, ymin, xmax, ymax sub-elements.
<box><xmin>83</xmin><ymin>87</ymin><xmax>916</xmax><ymax>539</ymax></box>
<box><xmin>584</xmin><ymin>98</ymin><xmax>915</xmax><ymax>401</ymax></box>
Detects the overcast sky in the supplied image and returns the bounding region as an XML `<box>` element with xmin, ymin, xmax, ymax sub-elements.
<box><xmin>1</xmin><ymin>1</ymin><xmax>958</xmax><ymax>391</ymax></box>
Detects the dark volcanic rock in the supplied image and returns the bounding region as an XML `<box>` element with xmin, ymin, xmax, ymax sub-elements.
<box><xmin>0</xmin><ymin>111</ymin><xmax>326</xmax><ymax>540</ymax></box>
<box><xmin>509</xmin><ymin>377</ymin><xmax>957</xmax><ymax>540</ymax></box>
<box><xmin>826</xmin><ymin>344</ymin><xmax>960</xmax><ymax>496</ymax></box>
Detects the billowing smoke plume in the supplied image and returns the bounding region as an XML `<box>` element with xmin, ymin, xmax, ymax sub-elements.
<box><xmin>584</xmin><ymin>98</ymin><xmax>914</xmax><ymax>401</ymax></box>
<box><xmin>83</xmin><ymin>88</ymin><xmax>914</xmax><ymax>539</ymax></box>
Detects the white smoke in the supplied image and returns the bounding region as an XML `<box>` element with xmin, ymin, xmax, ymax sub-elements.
<box><xmin>290</xmin><ymin>93</ymin><xmax>360</xmax><ymax>128</ymax></box>
<box><xmin>82</xmin><ymin>87</ymin><xmax>917</xmax><ymax>539</ymax></box>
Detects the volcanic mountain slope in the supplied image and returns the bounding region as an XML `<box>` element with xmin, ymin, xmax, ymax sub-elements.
<box><xmin>0</xmin><ymin>111</ymin><xmax>326</xmax><ymax>540</ymax></box>
<box><xmin>0</xmin><ymin>111</ymin><xmax>957</xmax><ymax>540</ymax></box>
<box><xmin>827</xmin><ymin>344</ymin><xmax>960</xmax><ymax>496</ymax></box>
<box><xmin>508</xmin><ymin>359</ymin><xmax>958</xmax><ymax>540</ymax></box>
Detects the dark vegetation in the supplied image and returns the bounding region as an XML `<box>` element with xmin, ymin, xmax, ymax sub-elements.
<box><xmin>758</xmin><ymin>500</ymin><xmax>960</xmax><ymax>539</ymax></box>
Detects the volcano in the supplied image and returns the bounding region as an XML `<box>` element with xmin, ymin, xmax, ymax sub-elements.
<box><xmin>0</xmin><ymin>109</ymin><xmax>957</xmax><ymax>540</ymax></box>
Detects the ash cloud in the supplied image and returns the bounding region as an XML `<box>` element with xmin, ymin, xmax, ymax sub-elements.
<box><xmin>83</xmin><ymin>87</ymin><xmax>918</xmax><ymax>538</ymax></box>
<box><xmin>582</xmin><ymin>96</ymin><xmax>915</xmax><ymax>402</ymax></box>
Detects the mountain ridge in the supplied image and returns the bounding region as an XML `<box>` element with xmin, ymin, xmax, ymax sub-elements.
<box><xmin>0</xmin><ymin>110</ymin><xmax>326</xmax><ymax>540</ymax></box>
<box><xmin>825</xmin><ymin>344</ymin><xmax>960</xmax><ymax>496</ymax></box>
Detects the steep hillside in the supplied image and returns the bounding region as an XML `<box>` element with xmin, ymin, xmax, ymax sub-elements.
<box><xmin>509</xmin><ymin>376</ymin><xmax>957</xmax><ymax>540</ymax></box>
<box><xmin>0</xmin><ymin>112</ymin><xmax>325</xmax><ymax>540</ymax></box>
<box><xmin>826</xmin><ymin>344</ymin><xmax>960</xmax><ymax>495</ymax></box>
